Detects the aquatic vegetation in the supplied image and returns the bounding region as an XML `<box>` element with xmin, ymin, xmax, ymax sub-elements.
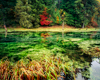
<box><xmin>0</xmin><ymin>31</ymin><xmax>100</xmax><ymax>80</ymax></box>
<box><xmin>0</xmin><ymin>55</ymin><xmax>75</xmax><ymax>80</ymax></box>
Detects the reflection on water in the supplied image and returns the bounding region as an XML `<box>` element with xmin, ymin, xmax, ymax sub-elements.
<box><xmin>76</xmin><ymin>58</ymin><xmax>100</xmax><ymax>80</ymax></box>
<box><xmin>76</xmin><ymin>73</ymin><xmax>85</xmax><ymax>80</ymax></box>
<box><xmin>90</xmin><ymin>58</ymin><xmax>100</xmax><ymax>80</ymax></box>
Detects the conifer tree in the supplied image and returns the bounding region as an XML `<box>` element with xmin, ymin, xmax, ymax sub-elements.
<box><xmin>15</xmin><ymin>0</ymin><xmax>34</xmax><ymax>28</ymax></box>
<box><xmin>31</xmin><ymin>0</ymin><xmax>44</xmax><ymax>27</ymax></box>
<box><xmin>43</xmin><ymin>0</ymin><xmax>59</xmax><ymax>25</ymax></box>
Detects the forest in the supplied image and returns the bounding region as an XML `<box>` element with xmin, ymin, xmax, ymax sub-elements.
<box><xmin>0</xmin><ymin>0</ymin><xmax>100</xmax><ymax>80</ymax></box>
<box><xmin>0</xmin><ymin>0</ymin><xmax>100</xmax><ymax>28</ymax></box>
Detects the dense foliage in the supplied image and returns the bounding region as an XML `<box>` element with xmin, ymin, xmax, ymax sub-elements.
<box><xmin>15</xmin><ymin>0</ymin><xmax>34</xmax><ymax>28</ymax></box>
<box><xmin>0</xmin><ymin>0</ymin><xmax>100</xmax><ymax>28</ymax></box>
<box><xmin>60</xmin><ymin>0</ymin><xmax>99</xmax><ymax>27</ymax></box>
<box><xmin>0</xmin><ymin>0</ymin><xmax>16</xmax><ymax>26</ymax></box>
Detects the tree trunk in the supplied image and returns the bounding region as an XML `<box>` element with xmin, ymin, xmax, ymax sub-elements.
<box><xmin>82</xmin><ymin>22</ymin><xmax>84</xmax><ymax>28</ymax></box>
<box><xmin>4</xmin><ymin>25</ymin><xmax>7</xmax><ymax>37</ymax></box>
<box><xmin>1</xmin><ymin>7</ymin><xmax>8</xmax><ymax>37</ymax></box>
<box><xmin>3</xmin><ymin>19</ymin><xmax>7</xmax><ymax>37</ymax></box>
<box><xmin>58</xmin><ymin>0</ymin><xmax>60</xmax><ymax>8</ymax></box>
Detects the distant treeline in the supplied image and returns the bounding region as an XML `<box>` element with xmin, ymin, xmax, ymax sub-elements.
<box><xmin>0</xmin><ymin>0</ymin><xmax>100</xmax><ymax>28</ymax></box>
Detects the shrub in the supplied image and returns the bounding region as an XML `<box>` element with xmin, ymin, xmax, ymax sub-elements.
<box><xmin>39</xmin><ymin>8</ymin><xmax>52</xmax><ymax>26</ymax></box>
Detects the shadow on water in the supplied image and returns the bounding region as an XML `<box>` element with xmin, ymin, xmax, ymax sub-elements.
<box><xmin>0</xmin><ymin>31</ymin><xmax>38</xmax><ymax>61</ymax></box>
<box><xmin>62</xmin><ymin>43</ymin><xmax>92</xmax><ymax>80</ymax></box>
<box><xmin>65</xmin><ymin>31</ymin><xmax>100</xmax><ymax>39</ymax></box>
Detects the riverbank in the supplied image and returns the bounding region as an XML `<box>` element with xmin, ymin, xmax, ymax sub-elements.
<box><xmin>0</xmin><ymin>25</ymin><xmax>100</xmax><ymax>32</ymax></box>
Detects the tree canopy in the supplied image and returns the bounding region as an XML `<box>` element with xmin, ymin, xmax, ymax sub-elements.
<box><xmin>0</xmin><ymin>0</ymin><xmax>100</xmax><ymax>28</ymax></box>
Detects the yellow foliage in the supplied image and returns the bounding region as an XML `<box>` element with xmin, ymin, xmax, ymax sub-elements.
<box><xmin>63</xmin><ymin>12</ymin><xmax>65</xmax><ymax>15</ymax></box>
<box><xmin>62</xmin><ymin>14</ymin><xmax>64</xmax><ymax>17</ymax></box>
<box><xmin>56</xmin><ymin>16</ymin><xmax>59</xmax><ymax>23</ymax></box>
<box><xmin>55</xmin><ymin>8</ymin><xmax>57</xmax><ymax>11</ymax></box>
<box><xmin>60</xmin><ymin>9</ymin><xmax>63</xmax><ymax>14</ymax></box>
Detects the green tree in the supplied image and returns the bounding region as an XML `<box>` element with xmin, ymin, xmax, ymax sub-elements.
<box><xmin>0</xmin><ymin>0</ymin><xmax>8</xmax><ymax>36</ymax></box>
<box><xmin>31</xmin><ymin>0</ymin><xmax>44</xmax><ymax>27</ymax></box>
<box><xmin>60</xmin><ymin>0</ymin><xmax>99</xmax><ymax>28</ymax></box>
<box><xmin>0</xmin><ymin>0</ymin><xmax>16</xmax><ymax>37</ymax></box>
<box><xmin>43</xmin><ymin>0</ymin><xmax>60</xmax><ymax>25</ymax></box>
<box><xmin>74</xmin><ymin>0</ymin><xmax>87</xmax><ymax>28</ymax></box>
<box><xmin>60</xmin><ymin>0</ymin><xmax>77</xmax><ymax>27</ymax></box>
<box><xmin>82</xmin><ymin>0</ymin><xmax>98</xmax><ymax>28</ymax></box>
<box><xmin>15</xmin><ymin>0</ymin><xmax>34</xmax><ymax>28</ymax></box>
<box><xmin>0</xmin><ymin>0</ymin><xmax>16</xmax><ymax>26</ymax></box>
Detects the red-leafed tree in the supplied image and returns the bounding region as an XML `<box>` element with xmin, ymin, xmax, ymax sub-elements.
<box><xmin>39</xmin><ymin>7</ymin><xmax>52</xmax><ymax>26</ymax></box>
<box><xmin>92</xmin><ymin>21</ymin><xmax>98</xmax><ymax>27</ymax></box>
